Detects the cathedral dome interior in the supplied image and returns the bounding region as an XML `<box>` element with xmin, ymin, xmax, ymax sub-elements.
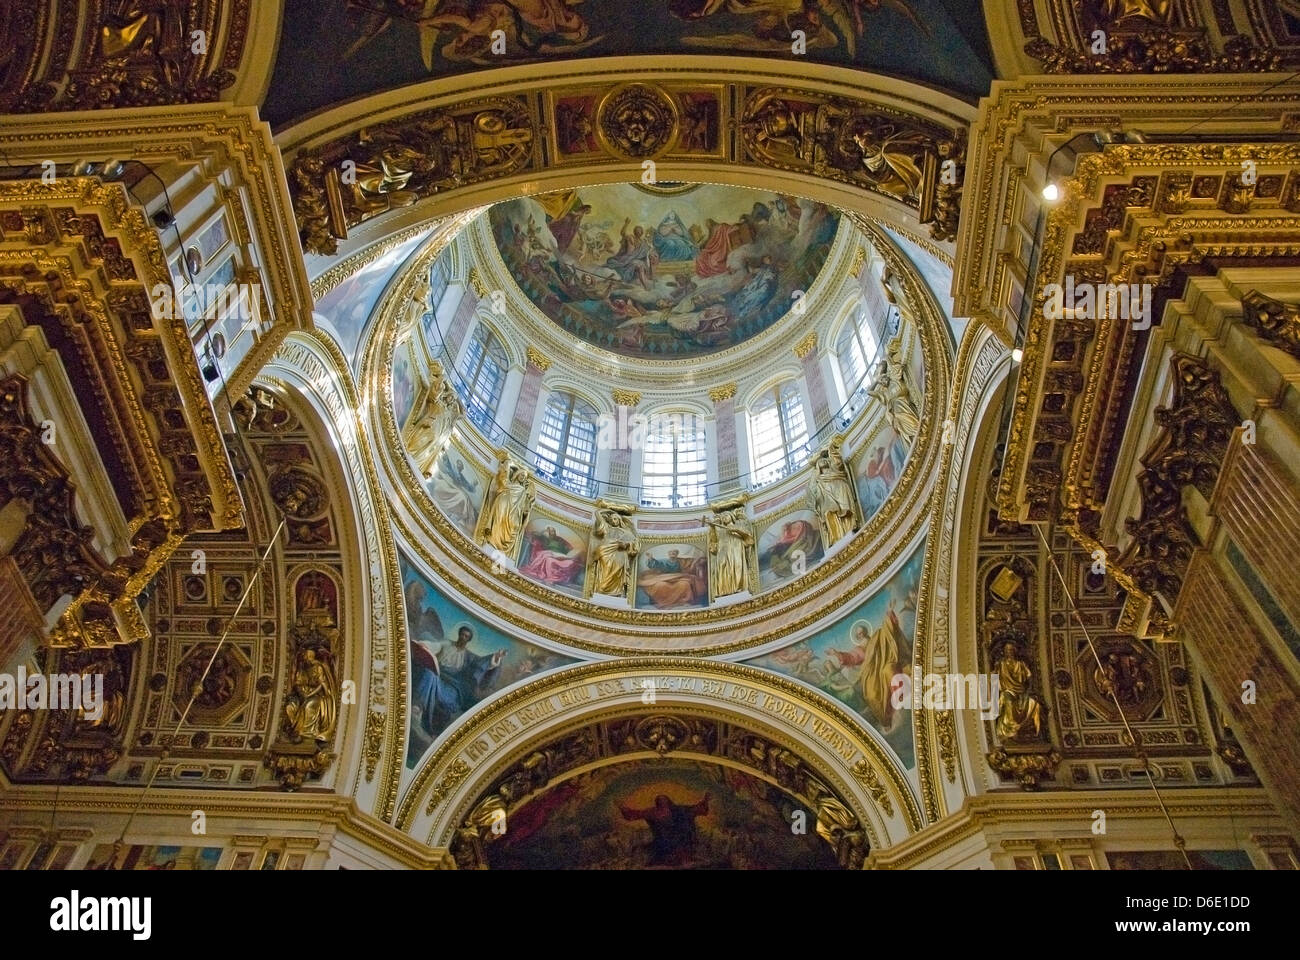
<box><xmin>1</xmin><ymin>0</ymin><xmax>1299</xmax><ymax>895</ymax></box>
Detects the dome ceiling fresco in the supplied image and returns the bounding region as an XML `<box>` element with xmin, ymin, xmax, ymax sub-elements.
<box><xmin>262</xmin><ymin>0</ymin><xmax>994</xmax><ymax>126</ymax></box>
<box><xmin>487</xmin><ymin>183</ymin><xmax>840</xmax><ymax>359</ymax></box>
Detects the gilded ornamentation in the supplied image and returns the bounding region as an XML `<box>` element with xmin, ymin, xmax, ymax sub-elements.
<box><xmin>3</xmin><ymin>0</ymin><xmax>244</xmax><ymax>112</ymax></box>
<box><xmin>269</xmin><ymin>467</ymin><xmax>329</xmax><ymax>520</ymax></box>
<box><xmin>850</xmin><ymin>758</ymin><xmax>895</xmax><ymax>817</ymax></box>
<box><xmin>986</xmin><ymin>746</ymin><xmax>1063</xmax><ymax>790</ymax></box>
<box><xmin>479</xmin><ymin>451</ymin><xmax>535</xmax><ymax>557</ymax></box>
<box><xmin>741</xmin><ymin>88</ymin><xmax>961</xmax><ymax>241</ymax></box>
<box><xmin>704</xmin><ymin>501</ymin><xmax>755</xmax><ymax>600</ymax></box>
<box><xmin>793</xmin><ymin>331</ymin><xmax>818</xmax><ymax>359</ymax></box>
<box><xmin>363</xmin><ymin>710</ymin><xmax>384</xmax><ymax>782</ymax></box>
<box><xmin>525</xmin><ymin>346</ymin><xmax>551</xmax><ymax>371</ymax></box>
<box><xmin>288</xmin><ymin>97</ymin><xmax>535</xmax><ymax>254</ymax></box>
<box><xmin>268</xmin><ymin>601</ymin><xmax>342</xmax><ymax>790</ymax></box>
<box><xmin>427</xmin><ymin>758</ymin><xmax>472</xmax><ymax>811</ymax></box>
<box><xmin>810</xmin><ymin>435</ymin><xmax>861</xmax><ymax>547</ymax></box>
<box><xmin>612</xmin><ymin>389</ymin><xmax>642</xmax><ymax>407</ymax></box>
<box><xmin>933</xmin><ymin>710</ymin><xmax>957</xmax><ymax>783</ymax></box>
<box><xmin>596</xmin><ymin>83</ymin><xmax>678</xmax><ymax>160</ymax></box>
<box><xmin>587</xmin><ymin>500</ymin><xmax>639</xmax><ymax>602</ymax></box>
<box><xmin>707</xmin><ymin>382</ymin><xmax>737</xmax><ymax>403</ymax></box>
<box><xmin>1020</xmin><ymin>0</ymin><xmax>1282</xmax><ymax>74</ymax></box>
<box><xmin>1240</xmin><ymin>291</ymin><xmax>1300</xmax><ymax>360</ymax></box>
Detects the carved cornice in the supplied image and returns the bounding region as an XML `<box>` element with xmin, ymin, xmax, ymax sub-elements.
<box><xmin>1016</xmin><ymin>0</ymin><xmax>1292</xmax><ymax>75</ymax></box>
<box><xmin>280</xmin><ymin>60</ymin><xmax>973</xmax><ymax>258</ymax></box>
<box><xmin>1115</xmin><ymin>353</ymin><xmax>1237</xmax><ymax>609</ymax></box>
<box><xmin>0</xmin><ymin>180</ymin><xmax>242</xmax><ymax>646</ymax></box>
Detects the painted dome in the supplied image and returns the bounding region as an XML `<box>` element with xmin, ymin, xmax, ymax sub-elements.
<box><xmin>486</xmin><ymin>183</ymin><xmax>841</xmax><ymax>359</ymax></box>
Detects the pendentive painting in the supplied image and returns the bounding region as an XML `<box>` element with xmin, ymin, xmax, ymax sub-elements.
<box><xmin>851</xmin><ymin>424</ymin><xmax>910</xmax><ymax>522</ymax></box>
<box><xmin>517</xmin><ymin>513</ymin><xmax>590</xmax><ymax>597</ymax></box>
<box><xmin>747</xmin><ymin>540</ymin><xmax>923</xmax><ymax>769</ymax></box>
<box><xmin>313</xmin><ymin>229</ymin><xmax>429</xmax><ymax>363</ymax></box>
<box><xmin>426</xmin><ymin>445</ymin><xmax>488</xmax><ymax>537</ymax></box>
<box><xmin>401</xmin><ymin>552</ymin><xmax>575</xmax><ymax>768</ymax></box>
<box><xmin>635</xmin><ymin>541</ymin><xmax>710</xmax><ymax>610</ymax></box>
<box><xmin>485</xmin><ymin>758</ymin><xmax>843</xmax><ymax>869</ymax></box>
<box><xmin>756</xmin><ymin>509</ymin><xmax>825</xmax><ymax>590</ymax></box>
<box><xmin>487</xmin><ymin>183</ymin><xmax>839</xmax><ymax>358</ymax></box>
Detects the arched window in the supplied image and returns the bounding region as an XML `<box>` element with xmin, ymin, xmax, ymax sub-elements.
<box><xmin>641</xmin><ymin>413</ymin><xmax>708</xmax><ymax>508</ymax></box>
<box><xmin>458</xmin><ymin>322</ymin><xmax>508</xmax><ymax>433</ymax></box>
<box><xmin>535</xmin><ymin>391</ymin><xmax>598</xmax><ymax>495</ymax></box>
<box><xmin>836</xmin><ymin>306</ymin><xmax>878</xmax><ymax>415</ymax></box>
<box><xmin>748</xmin><ymin>382</ymin><xmax>809</xmax><ymax>486</ymax></box>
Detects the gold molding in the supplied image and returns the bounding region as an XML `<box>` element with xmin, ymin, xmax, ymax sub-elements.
<box><xmin>612</xmin><ymin>388</ymin><xmax>641</xmax><ymax>406</ymax></box>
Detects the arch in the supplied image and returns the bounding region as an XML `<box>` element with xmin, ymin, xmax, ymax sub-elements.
<box><xmin>260</xmin><ymin>331</ymin><xmax>409</xmax><ymax>820</ymax></box>
<box><xmin>275</xmin><ymin>58</ymin><xmax>974</xmax><ymax>265</ymax></box>
<box><xmin>398</xmin><ymin>659</ymin><xmax>924</xmax><ymax>853</ymax></box>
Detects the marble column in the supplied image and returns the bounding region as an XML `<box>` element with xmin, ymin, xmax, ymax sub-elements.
<box><xmin>508</xmin><ymin>347</ymin><xmax>549</xmax><ymax>443</ymax></box>
<box><xmin>795</xmin><ymin>332</ymin><xmax>830</xmax><ymax>427</ymax></box>
<box><xmin>710</xmin><ymin>382</ymin><xmax>739</xmax><ymax>493</ymax></box>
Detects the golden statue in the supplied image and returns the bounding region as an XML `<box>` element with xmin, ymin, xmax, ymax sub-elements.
<box><xmin>403</xmin><ymin>364</ymin><xmax>462</xmax><ymax>476</ymax></box>
<box><xmin>994</xmin><ymin>642</ymin><xmax>1044</xmax><ymax>742</ymax></box>
<box><xmin>482</xmin><ymin>452</ymin><xmax>534</xmax><ymax>556</ymax></box>
<box><xmin>283</xmin><ymin>648</ymin><xmax>338</xmax><ymax>744</ymax></box>
<box><xmin>810</xmin><ymin>436</ymin><xmax>859</xmax><ymax>545</ymax></box>
<box><xmin>868</xmin><ymin>334</ymin><xmax>921</xmax><ymax>446</ymax></box>
<box><xmin>705</xmin><ymin>504</ymin><xmax>754</xmax><ymax>599</ymax></box>
<box><xmin>588</xmin><ymin>501</ymin><xmax>638</xmax><ymax>600</ymax></box>
<box><xmin>1102</xmin><ymin>0</ymin><xmax>1172</xmax><ymax>25</ymax></box>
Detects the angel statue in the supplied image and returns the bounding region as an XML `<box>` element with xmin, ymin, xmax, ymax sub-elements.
<box><xmin>588</xmin><ymin>501</ymin><xmax>639</xmax><ymax>601</ymax></box>
<box><xmin>481</xmin><ymin>451</ymin><xmax>535</xmax><ymax>557</ymax></box>
<box><xmin>705</xmin><ymin>504</ymin><xmax>754</xmax><ymax>599</ymax></box>
<box><xmin>868</xmin><ymin>334</ymin><xmax>921</xmax><ymax>446</ymax></box>
<box><xmin>404</xmin><ymin>363</ymin><xmax>463</xmax><ymax>476</ymax></box>
<box><xmin>811</xmin><ymin>436</ymin><xmax>859</xmax><ymax>545</ymax></box>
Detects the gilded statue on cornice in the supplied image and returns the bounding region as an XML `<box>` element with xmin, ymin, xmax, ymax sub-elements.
<box><xmin>810</xmin><ymin>435</ymin><xmax>859</xmax><ymax>546</ymax></box>
<box><xmin>869</xmin><ymin>334</ymin><xmax>920</xmax><ymax>446</ymax></box>
<box><xmin>480</xmin><ymin>451</ymin><xmax>535</xmax><ymax>557</ymax></box>
<box><xmin>587</xmin><ymin>501</ymin><xmax>638</xmax><ymax>601</ymax></box>
<box><xmin>705</xmin><ymin>503</ymin><xmax>755</xmax><ymax>599</ymax></box>
<box><xmin>404</xmin><ymin>363</ymin><xmax>463</xmax><ymax>476</ymax></box>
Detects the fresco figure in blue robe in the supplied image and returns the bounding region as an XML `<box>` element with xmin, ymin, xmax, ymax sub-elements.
<box><xmin>653</xmin><ymin>211</ymin><xmax>699</xmax><ymax>261</ymax></box>
<box><xmin>411</xmin><ymin>625</ymin><xmax>504</xmax><ymax>737</ymax></box>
